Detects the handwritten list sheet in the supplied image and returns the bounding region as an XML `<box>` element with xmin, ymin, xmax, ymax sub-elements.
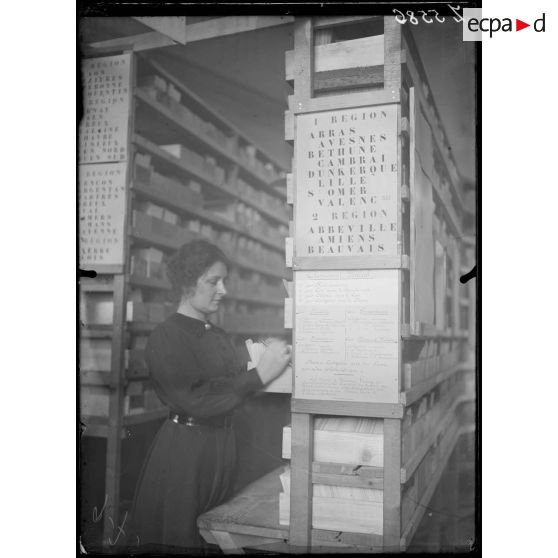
<box><xmin>294</xmin><ymin>270</ymin><xmax>400</xmax><ymax>403</ymax></box>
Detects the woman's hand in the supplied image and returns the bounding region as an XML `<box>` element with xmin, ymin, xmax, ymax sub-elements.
<box><xmin>255</xmin><ymin>340</ymin><xmax>291</xmax><ymax>385</ymax></box>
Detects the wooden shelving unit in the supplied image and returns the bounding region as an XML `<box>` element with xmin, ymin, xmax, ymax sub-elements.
<box><xmin>197</xmin><ymin>16</ymin><xmax>476</xmax><ymax>554</ymax></box>
<box><xmin>79</xmin><ymin>46</ymin><xmax>290</xmax><ymax>546</ymax></box>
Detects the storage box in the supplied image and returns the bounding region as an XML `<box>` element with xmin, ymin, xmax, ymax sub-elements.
<box><xmin>140</xmin><ymin>74</ymin><xmax>167</xmax><ymax>92</ymax></box>
<box><xmin>81</xmin><ymin>386</ymin><xmax>109</xmax><ymax>417</ymax></box>
<box><xmin>167</xmin><ymin>83</ymin><xmax>182</xmax><ymax>103</ymax></box>
<box><xmin>282</xmin><ymin>419</ymin><xmax>384</xmax><ymax>467</ymax></box>
<box><xmin>81</xmin><ymin>294</ymin><xmax>114</xmax><ymax>325</ymax></box>
<box><xmin>279</xmin><ymin>492</ymin><xmax>382</xmax><ymax>535</ymax></box>
<box><xmin>80</xmin><ymin>339</ymin><xmax>112</xmax><ymax>372</ymax></box>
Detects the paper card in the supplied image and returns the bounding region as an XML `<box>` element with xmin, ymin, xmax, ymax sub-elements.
<box><xmin>79</xmin><ymin>54</ymin><xmax>132</xmax><ymax>164</ymax></box>
<box><xmin>79</xmin><ymin>162</ymin><xmax>128</xmax><ymax>266</ymax></box>
<box><xmin>294</xmin><ymin>270</ymin><xmax>400</xmax><ymax>403</ymax></box>
<box><xmin>294</xmin><ymin>105</ymin><xmax>399</xmax><ymax>258</ymax></box>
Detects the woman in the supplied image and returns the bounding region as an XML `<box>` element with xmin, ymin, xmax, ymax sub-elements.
<box><xmin>129</xmin><ymin>240</ymin><xmax>290</xmax><ymax>554</ymax></box>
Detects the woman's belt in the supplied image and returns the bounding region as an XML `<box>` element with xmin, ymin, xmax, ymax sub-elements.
<box><xmin>169</xmin><ymin>412</ymin><xmax>233</xmax><ymax>428</ymax></box>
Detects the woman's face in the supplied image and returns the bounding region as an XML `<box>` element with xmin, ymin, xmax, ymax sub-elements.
<box><xmin>185</xmin><ymin>261</ymin><xmax>227</xmax><ymax>316</ymax></box>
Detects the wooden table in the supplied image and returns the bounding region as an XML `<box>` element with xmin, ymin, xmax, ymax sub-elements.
<box><xmin>197</xmin><ymin>468</ymin><xmax>380</xmax><ymax>554</ymax></box>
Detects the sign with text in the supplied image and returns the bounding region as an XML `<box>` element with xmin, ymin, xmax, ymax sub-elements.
<box><xmin>79</xmin><ymin>54</ymin><xmax>132</xmax><ymax>164</ymax></box>
<box><xmin>295</xmin><ymin>105</ymin><xmax>399</xmax><ymax>258</ymax></box>
<box><xmin>294</xmin><ymin>269</ymin><xmax>400</xmax><ymax>403</ymax></box>
<box><xmin>79</xmin><ymin>162</ymin><xmax>127</xmax><ymax>266</ymax></box>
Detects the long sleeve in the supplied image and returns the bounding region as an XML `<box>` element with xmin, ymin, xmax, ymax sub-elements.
<box><xmin>146</xmin><ymin>323</ymin><xmax>263</xmax><ymax>418</ymax></box>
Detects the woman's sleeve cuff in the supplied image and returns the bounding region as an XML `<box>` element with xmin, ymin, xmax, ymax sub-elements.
<box><xmin>233</xmin><ymin>368</ymin><xmax>264</xmax><ymax>396</ymax></box>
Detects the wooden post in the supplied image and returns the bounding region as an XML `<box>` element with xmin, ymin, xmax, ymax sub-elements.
<box><xmin>383</xmin><ymin>17</ymin><xmax>402</xmax><ymax>90</ymax></box>
<box><xmin>383</xmin><ymin>418</ymin><xmax>402</xmax><ymax>551</ymax></box>
<box><xmin>293</xmin><ymin>18</ymin><xmax>314</xmax><ymax>101</ymax></box>
<box><xmin>289</xmin><ymin>412</ymin><xmax>313</xmax><ymax>551</ymax></box>
<box><xmin>102</xmin><ymin>51</ymin><xmax>135</xmax><ymax>545</ymax></box>
<box><xmin>103</xmin><ymin>273</ymin><xmax>127</xmax><ymax>544</ymax></box>
<box><xmin>408</xmin><ymin>86</ymin><xmax>417</xmax><ymax>335</ymax></box>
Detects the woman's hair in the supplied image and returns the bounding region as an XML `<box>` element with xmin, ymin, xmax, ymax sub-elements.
<box><xmin>166</xmin><ymin>240</ymin><xmax>229</xmax><ymax>299</ymax></box>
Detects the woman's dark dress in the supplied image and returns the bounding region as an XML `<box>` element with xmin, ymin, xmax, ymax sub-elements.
<box><xmin>129</xmin><ymin>313</ymin><xmax>263</xmax><ymax>553</ymax></box>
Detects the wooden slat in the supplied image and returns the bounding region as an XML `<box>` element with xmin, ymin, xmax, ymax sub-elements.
<box><xmin>80</xmin><ymin>370</ymin><xmax>111</xmax><ymax>387</ymax></box>
<box><xmin>292</xmin><ymin>88</ymin><xmax>400</xmax><ymax>114</ymax></box>
<box><xmin>312</xmin><ymin>471</ymin><xmax>384</xmax><ymax>491</ymax></box>
<box><xmin>133</xmin><ymin>16</ymin><xmax>187</xmax><ymax>44</ymax></box>
<box><xmin>289</xmin><ymin>412</ymin><xmax>313</xmax><ymax>550</ymax></box>
<box><xmin>293</xmin><ymin>255</ymin><xmax>409</xmax><ymax>271</ymax></box>
<box><xmin>314</xmin><ymin>35</ymin><xmax>384</xmax><ymax>72</ymax></box>
<box><xmin>183</xmin><ymin>16</ymin><xmax>293</xmax><ymax>43</ymax></box>
<box><xmin>292</xmin><ymin>399</ymin><xmax>404</xmax><ymax>419</ymax></box>
<box><xmin>313</xmin><ymin>15</ymin><xmax>380</xmax><ymax>29</ymax></box>
<box><xmin>88</xmin><ymin>31</ymin><xmax>176</xmax><ymax>52</ymax></box>
<box><xmin>314</xmin><ymin>66</ymin><xmax>384</xmax><ymax>93</ymax></box>
<box><xmin>400</xmin><ymin>363</ymin><xmax>463</xmax><ymax>407</ymax></box>
<box><xmin>312</xmin><ymin>462</ymin><xmax>384</xmax><ymax>478</ymax></box>
<box><xmin>382</xmin><ymin>418</ymin><xmax>402</xmax><ymax>551</ymax></box>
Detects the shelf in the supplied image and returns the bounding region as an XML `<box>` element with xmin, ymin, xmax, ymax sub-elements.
<box><xmin>132</xmin><ymin>177</ymin><xmax>286</xmax><ymax>252</ymax></box>
<box><xmin>139</xmin><ymin>55</ymin><xmax>288</xmax><ymax>182</ymax></box>
<box><xmin>80</xmin><ymin>325</ymin><xmax>115</xmax><ymax>339</ymax></box>
<box><xmin>134</xmin><ymin>134</ymin><xmax>288</xmax><ymax>228</ymax></box>
<box><xmin>80</xmin><ymin>280</ymin><xmax>114</xmax><ymax>293</ymax></box>
<box><xmin>237</xmin><ymin>191</ymin><xmax>289</xmax><ymax>227</ymax></box>
<box><xmin>128</xmin><ymin>274</ymin><xmax>284</xmax><ymax>307</ymax></box>
<box><xmin>400</xmin><ymin>391</ymin><xmax>474</xmax><ymax>483</ymax></box>
<box><xmin>80</xmin><ymin>370</ymin><xmax>112</xmax><ymax>387</ymax></box>
<box><xmin>400</xmin><ymin>363</ymin><xmax>464</xmax><ymax>407</ymax></box>
<box><xmin>401</xmin><ymin>323</ymin><xmax>461</xmax><ymax>339</ymax></box>
<box><xmin>130</xmin><ymin>220</ymin><xmax>286</xmax><ymax>280</ymax></box>
<box><xmin>130</xmin><ymin>221</ymin><xmax>188</xmax><ymax>252</ymax></box>
<box><xmin>133</xmin><ymin>133</ymin><xmax>235</xmax><ymax>195</ymax></box>
<box><xmin>134</xmin><ymin>90</ymin><xmax>285</xmax><ymax>200</ymax></box>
